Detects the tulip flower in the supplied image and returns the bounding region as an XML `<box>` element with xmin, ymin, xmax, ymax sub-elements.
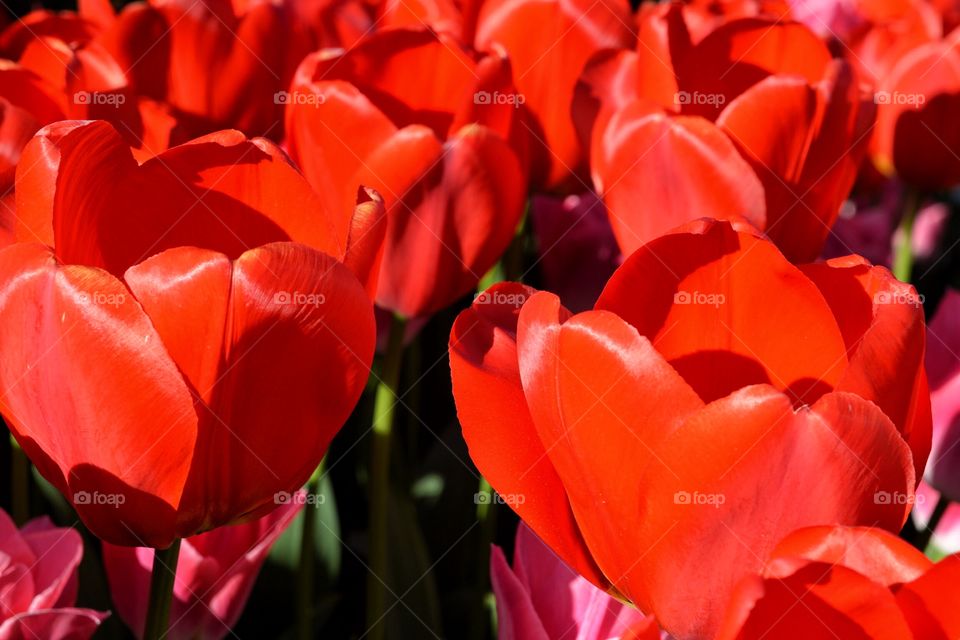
<box><xmin>716</xmin><ymin>525</ymin><xmax>960</xmax><ymax>639</ymax></box>
<box><xmin>450</xmin><ymin>219</ymin><xmax>929</xmax><ymax>639</ymax></box>
<box><xmin>0</xmin><ymin>120</ymin><xmax>383</xmax><ymax>548</ymax></box>
<box><xmin>579</xmin><ymin>11</ymin><xmax>875</xmax><ymax>262</ymax></box>
<box><xmin>474</xmin><ymin>0</ymin><xmax>634</xmax><ymax>190</ymax></box>
<box><xmin>871</xmin><ymin>31</ymin><xmax>960</xmax><ymax>191</ymax></box>
<box><xmin>492</xmin><ymin>523</ymin><xmax>660</xmax><ymax>640</ymax></box>
<box><xmin>922</xmin><ymin>288</ymin><xmax>960</xmax><ymax>503</ymax></box>
<box><xmin>0</xmin><ymin>509</ymin><xmax>107</xmax><ymax>639</ymax></box>
<box><xmin>286</xmin><ymin>28</ymin><xmax>527</xmax><ymax>318</ymax></box>
<box><xmin>103</xmin><ymin>498</ymin><xmax>301</xmax><ymax>639</ymax></box>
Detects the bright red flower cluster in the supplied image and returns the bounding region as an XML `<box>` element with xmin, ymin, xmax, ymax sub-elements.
<box><xmin>1</xmin><ymin>0</ymin><xmax>959</xmax><ymax>638</ymax></box>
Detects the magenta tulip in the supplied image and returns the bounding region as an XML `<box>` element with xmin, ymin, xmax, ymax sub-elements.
<box><xmin>491</xmin><ymin>523</ymin><xmax>661</xmax><ymax>640</ymax></box>
<box><xmin>0</xmin><ymin>509</ymin><xmax>107</xmax><ymax>640</ymax></box>
<box><xmin>102</xmin><ymin>499</ymin><xmax>301</xmax><ymax>639</ymax></box>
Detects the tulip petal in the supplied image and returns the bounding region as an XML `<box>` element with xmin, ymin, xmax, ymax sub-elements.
<box><xmin>716</xmin><ymin>559</ymin><xmax>913</xmax><ymax>640</ymax></box>
<box><xmin>0</xmin><ymin>608</ymin><xmax>108</xmax><ymax>640</ymax></box>
<box><xmin>800</xmin><ymin>256</ymin><xmax>930</xmax><ymax>479</ymax></box>
<box><xmin>517</xmin><ymin>292</ymin><xmax>703</xmax><ymax>605</ymax></box>
<box><xmin>0</xmin><ymin>242</ymin><xmax>196</xmax><ymax>547</ymax></box>
<box><xmin>592</xmin><ymin>104</ymin><xmax>766</xmax><ymax>257</ymax></box>
<box><xmin>597</xmin><ymin>220</ymin><xmax>848</xmax><ymax>405</ymax></box>
<box><xmin>770</xmin><ymin>525</ymin><xmax>932</xmax><ymax>586</ymax></box>
<box><xmin>895</xmin><ymin>553</ymin><xmax>960</xmax><ymax>639</ymax></box>
<box><xmin>126</xmin><ymin>243</ymin><xmax>374</xmax><ymax>533</ymax></box>
<box><xmin>450</xmin><ymin>282</ymin><xmax>608</xmax><ymax>589</ymax></box>
<box><xmin>637</xmin><ymin>387</ymin><xmax>914</xmax><ymax>638</ymax></box>
<box><xmin>490</xmin><ymin>544</ymin><xmax>551</xmax><ymax>640</ymax></box>
<box><xmin>16</xmin><ymin>120</ymin><xmax>348</xmax><ymax>276</ymax></box>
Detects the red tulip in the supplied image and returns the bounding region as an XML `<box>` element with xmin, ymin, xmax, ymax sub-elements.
<box><xmin>286</xmin><ymin>28</ymin><xmax>527</xmax><ymax>317</ymax></box>
<box><xmin>475</xmin><ymin>0</ymin><xmax>634</xmax><ymax>190</ymax></box>
<box><xmin>579</xmin><ymin>12</ymin><xmax>875</xmax><ymax>262</ymax></box>
<box><xmin>871</xmin><ymin>32</ymin><xmax>960</xmax><ymax>190</ymax></box>
<box><xmin>450</xmin><ymin>219</ymin><xmax>929</xmax><ymax>639</ymax></box>
<box><xmin>491</xmin><ymin>523</ymin><xmax>660</xmax><ymax>640</ymax></box>
<box><xmin>0</xmin><ymin>509</ymin><xmax>107</xmax><ymax>640</ymax></box>
<box><xmin>716</xmin><ymin>525</ymin><xmax>960</xmax><ymax>639</ymax></box>
<box><xmin>103</xmin><ymin>498</ymin><xmax>301</xmax><ymax>639</ymax></box>
<box><xmin>0</xmin><ymin>121</ymin><xmax>383</xmax><ymax>547</ymax></box>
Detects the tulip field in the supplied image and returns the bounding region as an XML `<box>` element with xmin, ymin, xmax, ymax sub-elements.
<box><xmin>3</xmin><ymin>0</ymin><xmax>960</xmax><ymax>638</ymax></box>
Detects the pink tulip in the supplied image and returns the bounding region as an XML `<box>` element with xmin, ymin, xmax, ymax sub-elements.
<box><xmin>491</xmin><ymin>523</ymin><xmax>661</xmax><ymax>640</ymax></box>
<box><xmin>103</xmin><ymin>500</ymin><xmax>302</xmax><ymax>639</ymax></box>
<box><xmin>924</xmin><ymin>288</ymin><xmax>960</xmax><ymax>503</ymax></box>
<box><xmin>0</xmin><ymin>510</ymin><xmax>107</xmax><ymax>640</ymax></box>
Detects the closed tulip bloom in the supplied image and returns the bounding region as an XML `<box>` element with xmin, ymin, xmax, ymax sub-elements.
<box><xmin>0</xmin><ymin>509</ymin><xmax>107</xmax><ymax>640</ymax></box>
<box><xmin>0</xmin><ymin>121</ymin><xmax>383</xmax><ymax>547</ymax></box>
<box><xmin>717</xmin><ymin>525</ymin><xmax>960</xmax><ymax>639</ymax></box>
<box><xmin>450</xmin><ymin>219</ymin><xmax>929</xmax><ymax>639</ymax></box>
<box><xmin>286</xmin><ymin>28</ymin><xmax>527</xmax><ymax>317</ymax></box>
<box><xmin>579</xmin><ymin>10</ymin><xmax>874</xmax><ymax>262</ymax></box>
<box><xmin>102</xmin><ymin>499</ymin><xmax>301</xmax><ymax>639</ymax></box>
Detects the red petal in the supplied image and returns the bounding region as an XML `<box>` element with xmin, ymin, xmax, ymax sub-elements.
<box><xmin>677</xmin><ymin>18</ymin><xmax>831</xmax><ymax>120</ymax></box>
<box><xmin>475</xmin><ymin>0</ymin><xmax>634</xmax><ymax>188</ymax></box>
<box><xmin>718</xmin><ymin>61</ymin><xmax>875</xmax><ymax>262</ymax></box>
<box><xmin>365</xmin><ymin>124</ymin><xmax>526</xmax><ymax>317</ymax></box>
<box><xmin>596</xmin><ymin>220</ymin><xmax>848</xmax><ymax>405</ymax></box>
<box><xmin>895</xmin><ymin>553</ymin><xmax>960</xmax><ymax>638</ymax></box>
<box><xmin>0</xmin><ymin>243</ymin><xmax>196</xmax><ymax>547</ymax></box>
<box><xmin>716</xmin><ymin>560</ymin><xmax>913</xmax><ymax>640</ymax></box>
<box><xmin>449</xmin><ymin>282</ymin><xmax>608</xmax><ymax>589</ymax></box>
<box><xmin>16</xmin><ymin>121</ymin><xmax>350</xmax><ymax>275</ymax></box>
<box><xmin>801</xmin><ymin>256</ymin><xmax>930</xmax><ymax>479</ymax></box>
<box><xmin>638</xmin><ymin>387</ymin><xmax>914</xmax><ymax>638</ymax></box>
<box><xmin>517</xmin><ymin>291</ymin><xmax>703</xmax><ymax>605</ymax></box>
<box><xmin>126</xmin><ymin>242</ymin><xmax>375</xmax><ymax>534</ymax></box>
<box><xmin>770</xmin><ymin>525</ymin><xmax>932</xmax><ymax>586</ymax></box>
<box><xmin>592</xmin><ymin>105</ymin><xmax>766</xmax><ymax>257</ymax></box>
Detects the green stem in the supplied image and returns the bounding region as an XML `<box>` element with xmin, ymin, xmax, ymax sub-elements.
<box><xmin>893</xmin><ymin>190</ymin><xmax>921</xmax><ymax>282</ymax></box>
<box><xmin>10</xmin><ymin>434</ymin><xmax>29</xmax><ymax>526</ymax></box>
<box><xmin>916</xmin><ymin>495</ymin><xmax>951</xmax><ymax>552</ymax></box>
<box><xmin>297</xmin><ymin>465</ymin><xmax>322</xmax><ymax>640</ymax></box>
<box><xmin>143</xmin><ymin>539</ymin><xmax>182</xmax><ymax>640</ymax></box>
<box><xmin>366</xmin><ymin>315</ymin><xmax>407</xmax><ymax>640</ymax></box>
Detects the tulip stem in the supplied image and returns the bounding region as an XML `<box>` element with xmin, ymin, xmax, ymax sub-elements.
<box><xmin>143</xmin><ymin>538</ymin><xmax>181</xmax><ymax>640</ymax></box>
<box><xmin>10</xmin><ymin>434</ymin><xmax>29</xmax><ymax>526</ymax></box>
<box><xmin>915</xmin><ymin>494</ymin><xmax>951</xmax><ymax>552</ymax></box>
<box><xmin>298</xmin><ymin>465</ymin><xmax>322</xmax><ymax>640</ymax></box>
<box><xmin>367</xmin><ymin>315</ymin><xmax>407</xmax><ymax>640</ymax></box>
<box><xmin>893</xmin><ymin>189</ymin><xmax>921</xmax><ymax>282</ymax></box>
<box><xmin>474</xmin><ymin>476</ymin><xmax>498</xmax><ymax>640</ymax></box>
